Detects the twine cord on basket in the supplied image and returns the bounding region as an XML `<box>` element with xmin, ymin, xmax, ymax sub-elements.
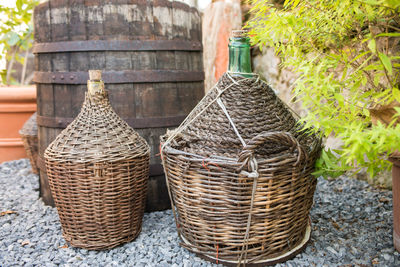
<box><xmin>214</xmin><ymin>77</ymin><xmax>260</xmax><ymax>266</ymax></box>
<box><xmin>237</xmin><ymin>156</ymin><xmax>259</xmax><ymax>267</ymax></box>
<box><xmin>216</xmin><ymin>97</ymin><xmax>246</xmax><ymax>147</ymax></box>
<box><xmin>161</xmin><ymin>72</ymin><xmax>262</xmax><ymax>266</ymax></box>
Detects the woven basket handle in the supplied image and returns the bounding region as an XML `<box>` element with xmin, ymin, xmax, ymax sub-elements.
<box><xmin>238</xmin><ymin>131</ymin><xmax>306</xmax><ymax>167</ymax></box>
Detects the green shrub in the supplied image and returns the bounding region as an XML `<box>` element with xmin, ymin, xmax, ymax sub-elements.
<box><xmin>248</xmin><ymin>0</ymin><xmax>400</xmax><ymax>178</ymax></box>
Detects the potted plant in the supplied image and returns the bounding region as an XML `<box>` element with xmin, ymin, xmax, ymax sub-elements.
<box><xmin>247</xmin><ymin>0</ymin><xmax>400</xmax><ymax>250</ymax></box>
<box><xmin>0</xmin><ymin>0</ymin><xmax>39</xmax><ymax>163</ymax></box>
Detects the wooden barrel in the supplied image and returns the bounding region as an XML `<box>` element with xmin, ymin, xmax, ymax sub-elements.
<box><xmin>33</xmin><ymin>0</ymin><xmax>204</xmax><ymax>211</ymax></box>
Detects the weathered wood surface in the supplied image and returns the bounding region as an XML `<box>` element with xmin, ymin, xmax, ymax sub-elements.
<box><xmin>34</xmin><ymin>0</ymin><xmax>204</xmax><ymax>211</ymax></box>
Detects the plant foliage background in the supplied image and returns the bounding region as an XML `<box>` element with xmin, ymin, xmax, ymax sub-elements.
<box><xmin>248</xmin><ymin>0</ymin><xmax>400</xmax><ymax>178</ymax></box>
<box><xmin>0</xmin><ymin>0</ymin><xmax>39</xmax><ymax>84</ymax></box>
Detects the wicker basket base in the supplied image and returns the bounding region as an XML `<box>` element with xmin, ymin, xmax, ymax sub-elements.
<box><xmin>181</xmin><ymin>220</ymin><xmax>311</xmax><ymax>267</ymax></box>
<box><xmin>62</xmin><ymin>226</ymin><xmax>142</xmax><ymax>250</ymax></box>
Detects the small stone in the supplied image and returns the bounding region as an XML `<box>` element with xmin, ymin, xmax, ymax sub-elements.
<box><xmin>338</xmin><ymin>247</ymin><xmax>346</xmax><ymax>256</ymax></box>
<box><xmin>326</xmin><ymin>246</ymin><xmax>337</xmax><ymax>255</ymax></box>
<box><xmin>22</xmin><ymin>258</ymin><xmax>32</xmax><ymax>263</ymax></box>
<box><xmin>383</xmin><ymin>254</ymin><xmax>391</xmax><ymax>261</ymax></box>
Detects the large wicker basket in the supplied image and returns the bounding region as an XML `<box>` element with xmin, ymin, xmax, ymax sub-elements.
<box><xmin>19</xmin><ymin>112</ymin><xmax>38</xmax><ymax>174</ymax></box>
<box><xmin>161</xmin><ymin>73</ymin><xmax>322</xmax><ymax>265</ymax></box>
<box><xmin>45</xmin><ymin>70</ymin><xmax>150</xmax><ymax>250</ymax></box>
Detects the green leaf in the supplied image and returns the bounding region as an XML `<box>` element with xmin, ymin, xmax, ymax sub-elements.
<box><xmin>292</xmin><ymin>0</ymin><xmax>301</xmax><ymax>8</ymax></box>
<box><xmin>393</xmin><ymin>88</ymin><xmax>400</xmax><ymax>102</ymax></box>
<box><xmin>312</xmin><ymin>169</ymin><xmax>325</xmax><ymax>177</ymax></box>
<box><xmin>349</xmin><ymin>51</ymin><xmax>371</xmax><ymax>64</ymax></box>
<box><xmin>335</xmin><ymin>93</ymin><xmax>344</xmax><ymax>106</ymax></box>
<box><xmin>16</xmin><ymin>0</ymin><xmax>23</xmax><ymax>12</ymax></box>
<box><xmin>375</xmin><ymin>32</ymin><xmax>400</xmax><ymax>38</ymax></box>
<box><xmin>0</xmin><ymin>69</ymin><xmax>7</xmax><ymax>84</ymax></box>
<box><xmin>283</xmin><ymin>0</ymin><xmax>291</xmax><ymax>7</ymax></box>
<box><xmin>379</xmin><ymin>52</ymin><xmax>392</xmax><ymax>75</ymax></box>
<box><xmin>361</xmin><ymin>0</ymin><xmax>379</xmax><ymax>5</ymax></box>
<box><xmin>340</xmin><ymin>66</ymin><xmax>348</xmax><ymax>82</ymax></box>
<box><xmin>394</xmin><ymin>107</ymin><xmax>400</xmax><ymax>117</ymax></box>
<box><xmin>368</xmin><ymin>39</ymin><xmax>376</xmax><ymax>53</ymax></box>
<box><xmin>373</xmin><ymin>73</ymin><xmax>383</xmax><ymax>86</ymax></box>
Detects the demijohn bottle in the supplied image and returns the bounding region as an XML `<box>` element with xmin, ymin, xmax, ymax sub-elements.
<box><xmin>45</xmin><ymin>70</ymin><xmax>150</xmax><ymax>250</ymax></box>
<box><xmin>161</xmin><ymin>29</ymin><xmax>322</xmax><ymax>266</ymax></box>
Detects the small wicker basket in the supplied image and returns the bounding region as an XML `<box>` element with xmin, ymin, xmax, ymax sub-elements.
<box><xmin>161</xmin><ymin>73</ymin><xmax>322</xmax><ymax>265</ymax></box>
<box><xmin>45</xmin><ymin>70</ymin><xmax>150</xmax><ymax>250</ymax></box>
<box><xmin>19</xmin><ymin>112</ymin><xmax>39</xmax><ymax>174</ymax></box>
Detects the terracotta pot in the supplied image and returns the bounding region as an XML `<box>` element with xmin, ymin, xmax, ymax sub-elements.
<box><xmin>0</xmin><ymin>85</ymin><xmax>36</xmax><ymax>163</ymax></box>
<box><xmin>390</xmin><ymin>157</ymin><xmax>400</xmax><ymax>252</ymax></box>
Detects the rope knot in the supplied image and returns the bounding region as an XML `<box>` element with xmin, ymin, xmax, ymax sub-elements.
<box><xmin>239</xmin><ymin>156</ymin><xmax>259</xmax><ymax>179</ymax></box>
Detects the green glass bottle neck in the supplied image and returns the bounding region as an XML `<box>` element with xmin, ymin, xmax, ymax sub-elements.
<box><xmin>228</xmin><ymin>36</ymin><xmax>253</xmax><ymax>77</ymax></box>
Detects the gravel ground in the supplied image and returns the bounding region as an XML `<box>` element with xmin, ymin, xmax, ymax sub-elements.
<box><xmin>0</xmin><ymin>159</ymin><xmax>399</xmax><ymax>266</ymax></box>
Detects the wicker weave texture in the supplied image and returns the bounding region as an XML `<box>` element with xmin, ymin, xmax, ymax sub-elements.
<box><xmin>162</xmin><ymin>73</ymin><xmax>322</xmax><ymax>264</ymax></box>
<box><xmin>19</xmin><ymin>112</ymin><xmax>38</xmax><ymax>174</ymax></box>
<box><xmin>45</xmin><ymin>77</ymin><xmax>150</xmax><ymax>250</ymax></box>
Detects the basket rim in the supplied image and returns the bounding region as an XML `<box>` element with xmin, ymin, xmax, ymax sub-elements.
<box><xmin>162</xmin><ymin>133</ymin><xmax>321</xmax><ymax>171</ymax></box>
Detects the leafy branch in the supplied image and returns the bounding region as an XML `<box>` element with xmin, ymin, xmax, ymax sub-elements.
<box><xmin>248</xmin><ymin>0</ymin><xmax>400</xmax><ymax>178</ymax></box>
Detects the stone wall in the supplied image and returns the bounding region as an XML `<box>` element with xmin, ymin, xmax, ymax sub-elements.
<box><xmin>251</xmin><ymin>47</ymin><xmax>303</xmax><ymax>115</ymax></box>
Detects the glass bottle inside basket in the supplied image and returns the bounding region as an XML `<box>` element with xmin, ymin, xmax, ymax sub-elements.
<box><xmin>228</xmin><ymin>30</ymin><xmax>253</xmax><ymax>77</ymax></box>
